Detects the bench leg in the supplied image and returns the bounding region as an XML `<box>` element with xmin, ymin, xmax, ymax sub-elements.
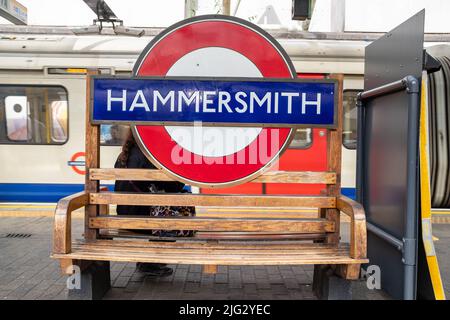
<box><xmin>67</xmin><ymin>261</ymin><xmax>111</xmax><ymax>300</ymax></box>
<box><xmin>313</xmin><ymin>265</ymin><xmax>352</xmax><ymax>300</ymax></box>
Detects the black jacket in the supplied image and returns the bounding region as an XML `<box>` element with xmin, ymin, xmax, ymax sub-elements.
<box><xmin>114</xmin><ymin>145</ymin><xmax>185</xmax><ymax>216</ymax></box>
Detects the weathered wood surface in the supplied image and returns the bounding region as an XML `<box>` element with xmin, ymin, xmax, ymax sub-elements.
<box><xmin>85</xmin><ymin>70</ymin><xmax>100</xmax><ymax>241</ymax></box>
<box><xmin>51</xmin><ymin>73</ymin><xmax>368</xmax><ymax>281</ymax></box>
<box><xmin>336</xmin><ymin>195</ymin><xmax>367</xmax><ymax>259</ymax></box>
<box><xmin>321</xmin><ymin>73</ymin><xmax>344</xmax><ymax>245</ymax></box>
<box><xmin>51</xmin><ymin>240</ymin><xmax>368</xmax><ymax>265</ymax></box>
<box><xmin>335</xmin><ymin>195</ymin><xmax>367</xmax><ymax>279</ymax></box>
<box><xmin>98</xmin><ymin>229</ymin><xmax>327</xmax><ymax>241</ymax></box>
<box><xmin>89</xmin><ymin>192</ymin><xmax>336</xmax><ymax>208</ymax></box>
<box><xmin>89</xmin><ymin>168</ymin><xmax>337</xmax><ymax>184</ymax></box>
<box><xmin>196</xmin><ymin>207</ymin><xmax>318</xmax><ymax>219</ymax></box>
<box><xmin>195</xmin><ymin>231</ymin><xmax>326</xmax><ymax>240</ymax></box>
<box><xmin>53</xmin><ymin>191</ymin><xmax>88</xmax><ymax>254</ymax></box>
<box><xmin>89</xmin><ymin>216</ymin><xmax>335</xmax><ymax>233</ymax></box>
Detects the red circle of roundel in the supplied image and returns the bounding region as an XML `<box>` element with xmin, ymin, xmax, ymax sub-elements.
<box><xmin>132</xmin><ymin>16</ymin><xmax>296</xmax><ymax>187</ymax></box>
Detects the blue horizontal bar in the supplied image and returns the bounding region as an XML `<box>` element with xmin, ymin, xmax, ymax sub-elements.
<box><xmin>341</xmin><ymin>187</ymin><xmax>356</xmax><ymax>199</ymax></box>
<box><xmin>92</xmin><ymin>77</ymin><xmax>336</xmax><ymax>127</ymax></box>
<box><xmin>0</xmin><ymin>183</ymin><xmax>192</xmax><ymax>203</ymax></box>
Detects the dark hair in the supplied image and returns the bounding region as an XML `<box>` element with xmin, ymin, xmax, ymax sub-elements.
<box><xmin>117</xmin><ymin>129</ymin><xmax>136</xmax><ymax>167</ymax></box>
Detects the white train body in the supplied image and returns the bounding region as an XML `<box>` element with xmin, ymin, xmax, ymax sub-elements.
<box><xmin>0</xmin><ymin>28</ymin><xmax>448</xmax><ymax>202</ymax></box>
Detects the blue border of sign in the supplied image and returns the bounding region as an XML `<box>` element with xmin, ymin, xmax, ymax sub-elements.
<box><xmin>90</xmin><ymin>75</ymin><xmax>338</xmax><ymax>128</ymax></box>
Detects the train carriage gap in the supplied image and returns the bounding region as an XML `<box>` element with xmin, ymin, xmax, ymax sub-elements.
<box><xmin>51</xmin><ymin>15</ymin><xmax>368</xmax><ymax>300</ymax></box>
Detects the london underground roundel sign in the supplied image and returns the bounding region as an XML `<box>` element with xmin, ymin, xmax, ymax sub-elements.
<box><xmin>91</xmin><ymin>15</ymin><xmax>337</xmax><ymax>187</ymax></box>
<box><xmin>132</xmin><ymin>15</ymin><xmax>296</xmax><ymax>187</ymax></box>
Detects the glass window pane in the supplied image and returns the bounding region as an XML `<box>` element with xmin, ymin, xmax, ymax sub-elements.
<box><xmin>100</xmin><ymin>124</ymin><xmax>129</xmax><ymax>146</ymax></box>
<box><xmin>289</xmin><ymin>128</ymin><xmax>312</xmax><ymax>149</ymax></box>
<box><xmin>343</xmin><ymin>90</ymin><xmax>361</xmax><ymax>149</ymax></box>
<box><xmin>0</xmin><ymin>86</ymin><xmax>68</xmax><ymax>145</ymax></box>
<box><xmin>51</xmin><ymin>100</ymin><xmax>68</xmax><ymax>143</ymax></box>
<box><xmin>5</xmin><ymin>95</ymin><xmax>28</xmax><ymax>141</ymax></box>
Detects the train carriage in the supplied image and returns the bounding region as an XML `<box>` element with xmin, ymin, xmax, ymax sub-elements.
<box><xmin>0</xmin><ymin>27</ymin><xmax>449</xmax><ymax>207</ymax></box>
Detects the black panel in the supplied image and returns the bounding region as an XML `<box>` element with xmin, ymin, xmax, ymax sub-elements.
<box><xmin>358</xmin><ymin>11</ymin><xmax>425</xmax><ymax>300</ymax></box>
<box><xmin>364</xmin><ymin>92</ymin><xmax>410</xmax><ymax>239</ymax></box>
<box><xmin>364</xmin><ymin>10</ymin><xmax>424</xmax><ymax>90</ymax></box>
<box><xmin>361</xmin><ymin>89</ymin><xmax>415</xmax><ymax>300</ymax></box>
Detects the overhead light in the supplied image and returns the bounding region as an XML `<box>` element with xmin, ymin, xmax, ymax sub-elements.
<box><xmin>71</xmin><ymin>25</ymin><xmax>101</xmax><ymax>35</ymax></box>
<box><xmin>113</xmin><ymin>25</ymin><xmax>145</xmax><ymax>37</ymax></box>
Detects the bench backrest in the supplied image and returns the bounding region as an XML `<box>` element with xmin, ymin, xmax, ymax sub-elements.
<box><xmin>82</xmin><ymin>71</ymin><xmax>344</xmax><ymax>244</ymax></box>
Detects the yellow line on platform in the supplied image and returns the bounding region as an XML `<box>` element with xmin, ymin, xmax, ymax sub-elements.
<box><xmin>432</xmin><ymin>210</ymin><xmax>450</xmax><ymax>215</ymax></box>
<box><xmin>0</xmin><ymin>205</ymin><xmax>55</xmax><ymax>209</ymax></box>
<box><xmin>0</xmin><ymin>211</ymin><xmax>52</xmax><ymax>217</ymax></box>
<box><xmin>0</xmin><ymin>210</ymin><xmax>83</xmax><ymax>218</ymax></box>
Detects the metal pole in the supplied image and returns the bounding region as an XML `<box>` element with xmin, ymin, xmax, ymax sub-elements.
<box><xmin>232</xmin><ymin>0</ymin><xmax>242</xmax><ymax>16</ymax></box>
<box><xmin>222</xmin><ymin>0</ymin><xmax>231</xmax><ymax>15</ymax></box>
<box><xmin>366</xmin><ymin>223</ymin><xmax>403</xmax><ymax>251</ymax></box>
<box><xmin>403</xmin><ymin>75</ymin><xmax>420</xmax><ymax>300</ymax></box>
<box><xmin>359</xmin><ymin>78</ymin><xmax>407</xmax><ymax>100</ymax></box>
<box><xmin>356</xmin><ymin>94</ymin><xmax>364</xmax><ymax>204</ymax></box>
<box><xmin>184</xmin><ymin>0</ymin><xmax>198</xmax><ymax>18</ymax></box>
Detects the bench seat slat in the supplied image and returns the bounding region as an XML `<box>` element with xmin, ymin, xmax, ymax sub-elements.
<box><xmin>194</xmin><ymin>232</ymin><xmax>326</xmax><ymax>240</ymax></box>
<box><xmin>99</xmin><ymin>229</ymin><xmax>326</xmax><ymax>241</ymax></box>
<box><xmin>74</xmin><ymin>245</ymin><xmax>351</xmax><ymax>256</ymax></box>
<box><xmin>51</xmin><ymin>240</ymin><xmax>367</xmax><ymax>265</ymax></box>
<box><xmin>83</xmin><ymin>239</ymin><xmax>333</xmax><ymax>250</ymax></box>
<box><xmin>90</xmin><ymin>192</ymin><xmax>336</xmax><ymax>208</ymax></box>
<box><xmin>89</xmin><ymin>216</ymin><xmax>335</xmax><ymax>233</ymax></box>
<box><xmin>89</xmin><ymin>168</ymin><xmax>337</xmax><ymax>184</ymax></box>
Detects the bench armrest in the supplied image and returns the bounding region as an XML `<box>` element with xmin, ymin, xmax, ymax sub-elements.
<box><xmin>53</xmin><ymin>191</ymin><xmax>89</xmax><ymax>254</ymax></box>
<box><xmin>336</xmin><ymin>195</ymin><xmax>367</xmax><ymax>260</ymax></box>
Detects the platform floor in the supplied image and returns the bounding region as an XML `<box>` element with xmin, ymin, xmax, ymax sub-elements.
<box><xmin>0</xmin><ymin>212</ymin><xmax>448</xmax><ymax>300</ymax></box>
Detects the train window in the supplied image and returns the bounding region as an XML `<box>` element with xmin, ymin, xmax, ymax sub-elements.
<box><xmin>0</xmin><ymin>86</ymin><xmax>68</xmax><ymax>145</ymax></box>
<box><xmin>289</xmin><ymin>128</ymin><xmax>312</xmax><ymax>149</ymax></box>
<box><xmin>343</xmin><ymin>90</ymin><xmax>361</xmax><ymax>149</ymax></box>
<box><xmin>5</xmin><ymin>96</ymin><xmax>28</xmax><ymax>141</ymax></box>
<box><xmin>100</xmin><ymin>124</ymin><xmax>129</xmax><ymax>146</ymax></box>
<box><xmin>50</xmin><ymin>100</ymin><xmax>68</xmax><ymax>143</ymax></box>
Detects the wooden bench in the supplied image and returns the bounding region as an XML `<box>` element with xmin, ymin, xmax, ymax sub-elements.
<box><xmin>51</xmin><ymin>73</ymin><xmax>367</xmax><ymax>299</ymax></box>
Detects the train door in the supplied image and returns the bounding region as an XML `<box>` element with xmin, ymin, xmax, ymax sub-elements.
<box><xmin>341</xmin><ymin>76</ymin><xmax>364</xmax><ymax>199</ymax></box>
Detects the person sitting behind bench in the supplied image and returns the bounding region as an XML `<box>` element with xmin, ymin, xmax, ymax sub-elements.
<box><xmin>114</xmin><ymin>129</ymin><xmax>195</xmax><ymax>276</ymax></box>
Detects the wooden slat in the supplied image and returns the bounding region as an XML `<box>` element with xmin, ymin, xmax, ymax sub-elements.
<box><xmin>89</xmin><ymin>216</ymin><xmax>335</xmax><ymax>233</ymax></box>
<box><xmin>51</xmin><ymin>241</ymin><xmax>368</xmax><ymax>265</ymax></box>
<box><xmin>77</xmin><ymin>242</ymin><xmax>349</xmax><ymax>255</ymax></box>
<box><xmin>81</xmin><ymin>239</ymin><xmax>335</xmax><ymax>250</ymax></box>
<box><xmin>84</xmin><ymin>70</ymin><xmax>100</xmax><ymax>241</ymax></box>
<box><xmin>195</xmin><ymin>232</ymin><xmax>326</xmax><ymax>240</ymax></box>
<box><xmin>196</xmin><ymin>207</ymin><xmax>318</xmax><ymax>219</ymax></box>
<box><xmin>90</xmin><ymin>192</ymin><xmax>336</xmax><ymax>208</ymax></box>
<box><xmin>99</xmin><ymin>229</ymin><xmax>326</xmax><ymax>241</ymax></box>
<box><xmin>70</xmin><ymin>241</ymin><xmax>353</xmax><ymax>255</ymax></box>
<box><xmin>89</xmin><ymin>168</ymin><xmax>336</xmax><ymax>184</ymax></box>
<box><xmin>321</xmin><ymin>73</ymin><xmax>344</xmax><ymax>244</ymax></box>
